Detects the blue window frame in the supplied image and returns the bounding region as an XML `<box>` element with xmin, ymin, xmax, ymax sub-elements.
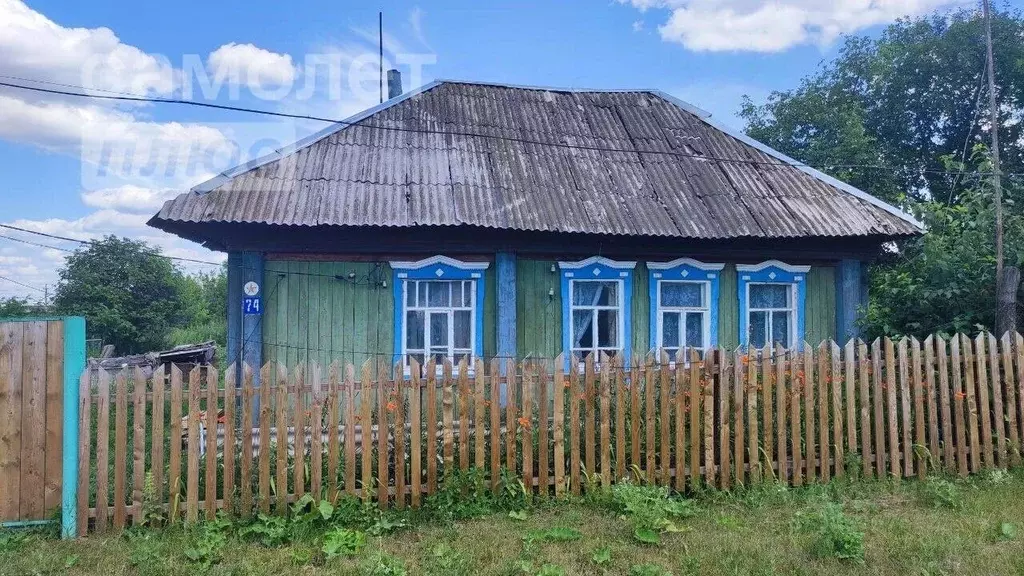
<box><xmin>390</xmin><ymin>256</ymin><xmax>489</xmax><ymax>371</ymax></box>
<box><xmin>737</xmin><ymin>260</ymin><xmax>810</xmax><ymax>349</ymax></box>
<box><xmin>647</xmin><ymin>258</ymin><xmax>724</xmax><ymax>359</ymax></box>
<box><xmin>558</xmin><ymin>257</ymin><xmax>636</xmax><ymax>366</ymax></box>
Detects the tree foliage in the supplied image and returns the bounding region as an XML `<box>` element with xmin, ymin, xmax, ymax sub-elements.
<box><xmin>740</xmin><ymin>8</ymin><xmax>1024</xmax><ymax>207</ymax></box>
<box><xmin>51</xmin><ymin>236</ymin><xmax>222</xmax><ymax>354</ymax></box>
<box><xmin>0</xmin><ymin>297</ymin><xmax>37</xmax><ymax>318</ymax></box>
<box><xmin>863</xmin><ymin>150</ymin><xmax>1024</xmax><ymax>338</ymax></box>
<box><xmin>741</xmin><ymin>8</ymin><xmax>1024</xmax><ymax>338</ymax></box>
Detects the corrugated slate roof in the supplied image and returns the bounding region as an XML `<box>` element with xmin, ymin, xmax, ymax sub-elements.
<box><xmin>150</xmin><ymin>80</ymin><xmax>922</xmax><ymax>239</ymax></box>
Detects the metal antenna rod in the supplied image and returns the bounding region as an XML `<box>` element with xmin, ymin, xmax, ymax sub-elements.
<box><xmin>379</xmin><ymin>12</ymin><xmax>384</xmax><ymax>104</ymax></box>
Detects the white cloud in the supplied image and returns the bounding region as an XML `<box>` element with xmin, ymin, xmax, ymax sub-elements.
<box><xmin>207</xmin><ymin>42</ymin><xmax>297</xmax><ymax>91</ymax></box>
<box><xmin>0</xmin><ymin>0</ymin><xmax>175</xmax><ymax>95</ymax></box>
<box><xmin>80</xmin><ymin>185</ymin><xmax>181</xmax><ymax>213</ymax></box>
<box><xmin>619</xmin><ymin>0</ymin><xmax>967</xmax><ymax>52</ymax></box>
<box><xmin>632</xmin><ymin>20</ymin><xmax>645</xmax><ymax>32</ymax></box>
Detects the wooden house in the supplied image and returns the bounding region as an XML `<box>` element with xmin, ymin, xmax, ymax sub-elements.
<box><xmin>148</xmin><ymin>79</ymin><xmax>921</xmax><ymax>374</ymax></box>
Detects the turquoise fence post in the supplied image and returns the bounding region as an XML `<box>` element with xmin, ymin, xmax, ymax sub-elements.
<box><xmin>61</xmin><ymin>316</ymin><xmax>86</xmax><ymax>539</ymax></box>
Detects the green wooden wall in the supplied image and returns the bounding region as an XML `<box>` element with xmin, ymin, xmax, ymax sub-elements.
<box><xmin>515</xmin><ymin>259</ymin><xmax>836</xmax><ymax>359</ymax></box>
<box><xmin>718</xmin><ymin>265</ymin><xmax>740</xmax><ymax>349</ymax></box>
<box><xmin>804</xmin><ymin>266</ymin><xmax>837</xmax><ymax>344</ymax></box>
<box><xmin>516</xmin><ymin>259</ymin><xmax>561</xmax><ymax>358</ymax></box>
<box><xmin>263</xmin><ymin>261</ymin><xmax>394</xmax><ymax>370</ymax></box>
<box><xmin>263</xmin><ymin>260</ymin><xmax>497</xmax><ymax>370</ymax></box>
<box><xmin>263</xmin><ymin>258</ymin><xmax>836</xmax><ymax>367</ymax></box>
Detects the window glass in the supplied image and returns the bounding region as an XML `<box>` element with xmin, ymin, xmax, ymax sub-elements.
<box><xmin>749</xmin><ymin>310</ymin><xmax>768</xmax><ymax>349</ymax></box>
<box><xmin>454</xmin><ymin>310</ymin><xmax>471</xmax><ymax>348</ymax></box>
<box><xmin>596</xmin><ymin>309</ymin><xmax>617</xmax><ymax>348</ymax></box>
<box><xmin>772</xmin><ymin>310</ymin><xmax>790</xmax><ymax>347</ymax></box>
<box><xmin>662</xmin><ymin>312</ymin><xmax>680</xmax><ymax>348</ymax></box>
<box><xmin>750</xmin><ymin>284</ymin><xmax>789</xmax><ymax>308</ymax></box>
<box><xmin>403</xmin><ymin>279</ymin><xmax>477</xmax><ymax>370</ymax></box>
<box><xmin>406</xmin><ymin>311</ymin><xmax>424</xmax><ymax>349</ymax></box>
<box><xmin>428</xmin><ymin>282</ymin><xmax>450</xmax><ymax>307</ymax></box>
<box><xmin>655</xmin><ymin>280</ymin><xmax>710</xmax><ymax>356</ymax></box>
<box><xmin>660</xmin><ymin>282</ymin><xmax>702</xmax><ymax>307</ymax></box>
<box><xmin>570</xmin><ymin>280</ymin><xmax>622</xmax><ymax>358</ymax></box>
<box><xmin>429</xmin><ymin>312</ymin><xmax>448</xmax><ymax>347</ymax></box>
<box><xmin>572</xmin><ymin>309</ymin><xmax>593</xmax><ymax>348</ymax></box>
<box><xmin>572</xmin><ymin>281</ymin><xmax>617</xmax><ymax>306</ymax></box>
<box><xmin>685</xmin><ymin>312</ymin><xmax>703</xmax><ymax>348</ymax></box>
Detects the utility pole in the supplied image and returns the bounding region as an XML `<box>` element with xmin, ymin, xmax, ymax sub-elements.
<box><xmin>983</xmin><ymin>0</ymin><xmax>1019</xmax><ymax>334</ymax></box>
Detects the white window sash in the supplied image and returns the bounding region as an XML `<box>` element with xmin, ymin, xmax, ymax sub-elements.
<box><xmin>401</xmin><ymin>279</ymin><xmax>476</xmax><ymax>371</ymax></box>
<box><xmin>569</xmin><ymin>278</ymin><xmax>624</xmax><ymax>358</ymax></box>
<box><xmin>746</xmin><ymin>282</ymin><xmax>798</xmax><ymax>348</ymax></box>
<box><xmin>655</xmin><ymin>280</ymin><xmax>711</xmax><ymax>354</ymax></box>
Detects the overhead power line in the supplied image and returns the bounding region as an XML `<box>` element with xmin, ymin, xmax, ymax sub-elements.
<box><xmin>0</xmin><ymin>274</ymin><xmax>45</xmax><ymax>293</ymax></box>
<box><xmin>1</xmin><ymin>77</ymin><xmax>1022</xmax><ymax>179</ymax></box>
<box><xmin>0</xmin><ymin>223</ymin><xmax>221</xmax><ymax>266</ymax></box>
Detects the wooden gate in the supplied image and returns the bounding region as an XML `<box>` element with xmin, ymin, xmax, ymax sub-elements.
<box><xmin>0</xmin><ymin>318</ymin><xmax>84</xmax><ymax>527</ymax></box>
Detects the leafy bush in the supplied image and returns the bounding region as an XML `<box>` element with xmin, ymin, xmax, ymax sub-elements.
<box><xmin>920</xmin><ymin>477</ymin><xmax>963</xmax><ymax>510</ymax></box>
<box><xmin>612</xmin><ymin>482</ymin><xmax>694</xmax><ymax>544</ymax></box>
<box><xmin>238</xmin><ymin>514</ymin><xmax>289</xmax><ymax>547</ymax></box>
<box><xmin>795</xmin><ymin>502</ymin><xmax>865</xmax><ymax>563</ymax></box>
<box><xmin>321</xmin><ymin>528</ymin><xmax>366</xmax><ymax>559</ymax></box>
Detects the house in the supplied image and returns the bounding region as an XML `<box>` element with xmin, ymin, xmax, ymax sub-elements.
<box><xmin>147</xmin><ymin>77</ymin><xmax>922</xmax><ymax>375</ymax></box>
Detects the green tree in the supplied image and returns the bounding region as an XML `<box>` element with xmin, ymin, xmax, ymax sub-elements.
<box><xmin>863</xmin><ymin>149</ymin><xmax>1024</xmax><ymax>338</ymax></box>
<box><xmin>740</xmin><ymin>8</ymin><xmax>1024</xmax><ymax>206</ymax></box>
<box><xmin>169</xmin><ymin>266</ymin><xmax>228</xmax><ymax>350</ymax></box>
<box><xmin>51</xmin><ymin>236</ymin><xmax>194</xmax><ymax>353</ymax></box>
<box><xmin>0</xmin><ymin>296</ymin><xmax>36</xmax><ymax>318</ymax></box>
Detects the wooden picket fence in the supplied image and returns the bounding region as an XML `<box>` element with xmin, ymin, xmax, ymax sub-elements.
<box><xmin>76</xmin><ymin>333</ymin><xmax>1024</xmax><ymax>535</ymax></box>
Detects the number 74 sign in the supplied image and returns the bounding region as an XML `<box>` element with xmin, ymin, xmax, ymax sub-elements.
<box><xmin>243</xmin><ymin>297</ymin><xmax>262</xmax><ymax>315</ymax></box>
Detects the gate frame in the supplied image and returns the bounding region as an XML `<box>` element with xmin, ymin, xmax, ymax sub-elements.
<box><xmin>0</xmin><ymin>316</ymin><xmax>85</xmax><ymax>538</ymax></box>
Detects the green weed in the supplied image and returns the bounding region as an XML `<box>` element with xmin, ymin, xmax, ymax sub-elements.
<box><xmin>919</xmin><ymin>477</ymin><xmax>963</xmax><ymax>509</ymax></box>
<box><xmin>795</xmin><ymin>502</ymin><xmax>865</xmax><ymax>563</ymax></box>
<box><xmin>591</xmin><ymin>545</ymin><xmax>612</xmax><ymax>566</ymax></box>
<box><xmin>611</xmin><ymin>481</ymin><xmax>693</xmax><ymax>544</ymax></box>
<box><xmin>321</xmin><ymin>527</ymin><xmax>366</xmax><ymax>559</ymax></box>
<box><xmin>522</xmin><ymin>527</ymin><xmax>583</xmax><ymax>544</ymax></box>
<box><xmin>425</xmin><ymin>542</ymin><xmax>472</xmax><ymax>575</ymax></box>
<box><xmin>629</xmin><ymin>563</ymin><xmax>673</xmax><ymax>576</ymax></box>
<box><xmin>359</xmin><ymin>550</ymin><xmax>408</xmax><ymax>576</ymax></box>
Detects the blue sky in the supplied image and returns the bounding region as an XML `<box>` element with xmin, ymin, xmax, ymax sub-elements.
<box><xmin>0</xmin><ymin>0</ymin><xmax>999</xmax><ymax>298</ymax></box>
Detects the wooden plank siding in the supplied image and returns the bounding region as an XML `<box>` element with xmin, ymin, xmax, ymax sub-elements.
<box><xmin>261</xmin><ymin>259</ymin><xmax>837</xmax><ymax>363</ymax></box>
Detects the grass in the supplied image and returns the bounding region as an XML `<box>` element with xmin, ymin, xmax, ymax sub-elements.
<box><xmin>5</xmin><ymin>471</ymin><xmax>1024</xmax><ymax>575</ymax></box>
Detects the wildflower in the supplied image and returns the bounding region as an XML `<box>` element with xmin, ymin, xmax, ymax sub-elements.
<box><xmin>517</xmin><ymin>416</ymin><xmax>531</xmax><ymax>429</ymax></box>
<box><xmin>955</xmin><ymin>392</ymin><xmax>967</xmax><ymax>400</ymax></box>
<box><xmin>484</xmin><ymin>399</ymin><xmax>492</xmax><ymax>407</ymax></box>
<box><xmin>386</xmin><ymin>401</ymin><xmax>397</xmax><ymax>412</ymax></box>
